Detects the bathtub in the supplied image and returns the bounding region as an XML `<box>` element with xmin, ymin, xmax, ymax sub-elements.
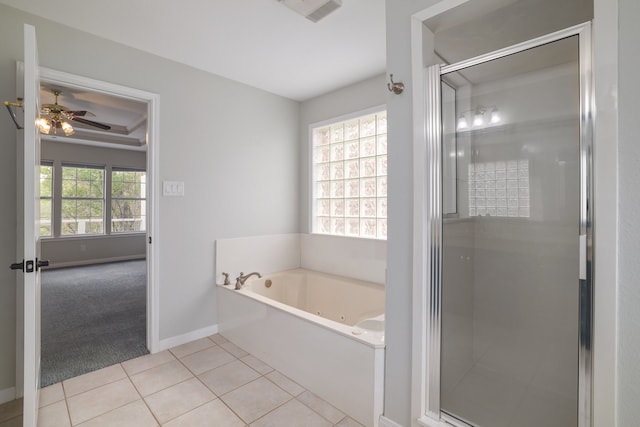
<box><xmin>217</xmin><ymin>269</ymin><xmax>385</xmax><ymax>427</ymax></box>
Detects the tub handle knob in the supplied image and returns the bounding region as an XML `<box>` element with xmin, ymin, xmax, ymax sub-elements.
<box><xmin>222</xmin><ymin>272</ymin><xmax>230</xmax><ymax>286</ymax></box>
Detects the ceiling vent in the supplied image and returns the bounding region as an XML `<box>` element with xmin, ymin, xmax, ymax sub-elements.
<box><xmin>278</xmin><ymin>0</ymin><xmax>342</xmax><ymax>22</ymax></box>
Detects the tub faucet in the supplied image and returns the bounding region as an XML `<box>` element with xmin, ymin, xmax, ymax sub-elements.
<box><xmin>235</xmin><ymin>272</ymin><xmax>262</xmax><ymax>290</ymax></box>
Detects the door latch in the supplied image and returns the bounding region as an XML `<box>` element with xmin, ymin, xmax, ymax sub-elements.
<box><xmin>10</xmin><ymin>259</ymin><xmax>34</xmax><ymax>272</ymax></box>
<box><xmin>10</xmin><ymin>260</ymin><xmax>24</xmax><ymax>271</ymax></box>
<box><xmin>9</xmin><ymin>259</ymin><xmax>47</xmax><ymax>273</ymax></box>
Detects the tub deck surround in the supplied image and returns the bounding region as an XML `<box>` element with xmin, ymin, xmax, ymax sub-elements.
<box><xmin>217</xmin><ymin>269</ymin><xmax>386</xmax><ymax>427</ymax></box>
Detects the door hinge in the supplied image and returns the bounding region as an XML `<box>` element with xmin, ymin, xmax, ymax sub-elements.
<box><xmin>148</xmin><ymin>236</ymin><xmax>152</xmax><ymax>244</ymax></box>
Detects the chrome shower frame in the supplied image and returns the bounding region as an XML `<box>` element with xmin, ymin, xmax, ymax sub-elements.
<box><xmin>419</xmin><ymin>22</ymin><xmax>594</xmax><ymax>427</ymax></box>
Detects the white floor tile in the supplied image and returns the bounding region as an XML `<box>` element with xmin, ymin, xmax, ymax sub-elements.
<box><xmin>265</xmin><ymin>371</ymin><xmax>304</xmax><ymax>397</ymax></box>
<box><xmin>250</xmin><ymin>399</ymin><xmax>331</xmax><ymax>427</ymax></box>
<box><xmin>296</xmin><ymin>391</ymin><xmax>345</xmax><ymax>424</ymax></box>
<box><xmin>169</xmin><ymin>338</ymin><xmax>215</xmax><ymax>359</ymax></box>
<box><xmin>39</xmin><ymin>383</ymin><xmax>65</xmax><ymax>408</ymax></box>
<box><xmin>240</xmin><ymin>355</ymin><xmax>273</xmax><ymax>375</ymax></box>
<box><xmin>75</xmin><ymin>400</ymin><xmax>157</xmax><ymax>427</ymax></box>
<box><xmin>62</xmin><ymin>364</ymin><xmax>127</xmax><ymax>398</ymax></box>
<box><xmin>37</xmin><ymin>400</ymin><xmax>70</xmax><ymax>427</ymax></box>
<box><xmin>220</xmin><ymin>377</ymin><xmax>291</xmax><ymax>424</ymax></box>
<box><xmin>180</xmin><ymin>346</ymin><xmax>236</xmax><ymax>375</ymax></box>
<box><xmin>144</xmin><ymin>378</ymin><xmax>215</xmax><ymax>424</ymax></box>
<box><xmin>198</xmin><ymin>360</ymin><xmax>261</xmax><ymax>396</ymax></box>
<box><xmin>163</xmin><ymin>400</ymin><xmax>244</xmax><ymax>427</ymax></box>
<box><xmin>220</xmin><ymin>341</ymin><xmax>249</xmax><ymax>358</ymax></box>
<box><xmin>122</xmin><ymin>351</ymin><xmax>175</xmax><ymax>376</ymax></box>
<box><xmin>208</xmin><ymin>334</ymin><xmax>228</xmax><ymax>345</ymax></box>
<box><xmin>130</xmin><ymin>360</ymin><xmax>193</xmax><ymax>397</ymax></box>
<box><xmin>335</xmin><ymin>416</ymin><xmax>365</xmax><ymax>427</ymax></box>
<box><xmin>67</xmin><ymin>378</ymin><xmax>139</xmax><ymax>425</ymax></box>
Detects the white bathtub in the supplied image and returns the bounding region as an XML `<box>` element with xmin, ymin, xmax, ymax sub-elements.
<box><xmin>217</xmin><ymin>269</ymin><xmax>385</xmax><ymax>427</ymax></box>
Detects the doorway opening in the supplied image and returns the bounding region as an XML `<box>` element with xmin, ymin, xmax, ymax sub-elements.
<box><xmin>35</xmin><ymin>68</ymin><xmax>160</xmax><ymax>386</ymax></box>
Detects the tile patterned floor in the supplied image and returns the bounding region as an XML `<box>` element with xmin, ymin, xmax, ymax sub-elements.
<box><xmin>0</xmin><ymin>335</ymin><xmax>364</xmax><ymax>427</ymax></box>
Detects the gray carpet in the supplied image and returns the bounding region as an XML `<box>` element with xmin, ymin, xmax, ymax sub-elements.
<box><xmin>40</xmin><ymin>260</ymin><xmax>149</xmax><ymax>387</ymax></box>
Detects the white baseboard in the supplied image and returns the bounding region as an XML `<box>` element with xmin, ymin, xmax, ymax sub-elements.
<box><xmin>0</xmin><ymin>387</ymin><xmax>16</xmax><ymax>405</ymax></box>
<box><xmin>155</xmin><ymin>324</ymin><xmax>219</xmax><ymax>352</ymax></box>
<box><xmin>379</xmin><ymin>415</ymin><xmax>405</xmax><ymax>427</ymax></box>
<box><xmin>45</xmin><ymin>255</ymin><xmax>145</xmax><ymax>270</ymax></box>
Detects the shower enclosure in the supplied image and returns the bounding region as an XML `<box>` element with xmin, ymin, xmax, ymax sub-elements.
<box><xmin>422</xmin><ymin>23</ymin><xmax>592</xmax><ymax>427</ymax></box>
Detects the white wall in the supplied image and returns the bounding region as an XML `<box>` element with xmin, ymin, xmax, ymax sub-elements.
<box><xmin>215</xmin><ymin>233</ymin><xmax>387</xmax><ymax>286</ymax></box>
<box><xmin>384</xmin><ymin>3</ymin><xmax>435</xmax><ymax>425</ymax></box>
<box><xmin>40</xmin><ymin>140</ymin><xmax>146</xmax><ymax>267</ymax></box>
<box><xmin>617</xmin><ymin>0</ymin><xmax>640</xmax><ymax>423</ymax></box>
<box><xmin>0</xmin><ymin>4</ymin><xmax>299</xmax><ymax>395</ymax></box>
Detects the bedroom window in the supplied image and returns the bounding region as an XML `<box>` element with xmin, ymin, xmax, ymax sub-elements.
<box><xmin>39</xmin><ymin>163</ymin><xmax>53</xmax><ymax>237</ymax></box>
<box><xmin>61</xmin><ymin>164</ymin><xmax>105</xmax><ymax>235</ymax></box>
<box><xmin>111</xmin><ymin>169</ymin><xmax>146</xmax><ymax>233</ymax></box>
<box><xmin>311</xmin><ymin>108</ymin><xmax>387</xmax><ymax>239</ymax></box>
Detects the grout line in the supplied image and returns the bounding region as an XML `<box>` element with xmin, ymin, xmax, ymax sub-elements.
<box><xmin>61</xmin><ymin>365</ymin><xmax>128</xmax><ymax>399</ymax></box>
<box><xmin>66</xmin><ymin>377</ymin><xmax>140</xmax><ymax>426</ymax></box>
<box><xmin>121</xmin><ymin>351</ymin><xmax>177</xmax><ymax>377</ymax></box>
<box><xmin>245</xmin><ymin>395</ymin><xmax>295</xmax><ymax>426</ymax></box>
<box><xmin>122</xmin><ymin>361</ymin><xmax>162</xmax><ymax>427</ymax></box>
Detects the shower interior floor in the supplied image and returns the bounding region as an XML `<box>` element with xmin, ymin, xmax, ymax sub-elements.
<box><xmin>441</xmin><ymin>331</ymin><xmax>578</xmax><ymax>427</ymax></box>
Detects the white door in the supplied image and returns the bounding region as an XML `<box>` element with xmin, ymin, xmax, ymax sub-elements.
<box><xmin>12</xmin><ymin>23</ymin><xmax>43</xmax><ymax>427</ymax></box>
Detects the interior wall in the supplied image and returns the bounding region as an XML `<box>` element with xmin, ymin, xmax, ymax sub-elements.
<box><xmin>40</xmin><ymin>140</ymin><xmax>146</xmax><ymax>267</ymax></box>
<box><xmin>0</xmin><ymin>4</ymin><xmax>299</xmax><ymax>394</ymax></box>
<box><xmin>617</xmin><ymin>0</ymin><xmax>640</xmax><ymax>423</ymax></box>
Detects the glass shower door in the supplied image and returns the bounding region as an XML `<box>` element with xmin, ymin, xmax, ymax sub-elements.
<box><xmin>439</xmin><ymin>35</ymin><xmax>583</xmax><ymax>427</ymax></box>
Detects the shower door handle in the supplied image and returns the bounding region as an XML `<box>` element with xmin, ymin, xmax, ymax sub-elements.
<box><xmin>579</xmin><ymin>234</ymin><xmax>587</xmax><ymax>280</ymax></box>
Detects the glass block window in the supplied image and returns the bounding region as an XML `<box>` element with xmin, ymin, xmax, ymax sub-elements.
<box><xmin>312</xmin><ymin>109</ymin><xmax>387</xmax><ymax>239</ymax></box>
<box><xmin>468</xmin><ymin>160</ymin><xmax>530</xmax><ymax>218</ymax></box>
<box><xmin>111</xmin><ymin>169</ymin><xmax>146</xmax><ymax>233</ymax></box>
<box><xmin>61</xmin><ymin>164</ymin><xmax>105</xmax><ymax>235</ymax></box>
<box><xmin>39</xmin><ymin>163</ymin><xmax>53</xmax><ymax>237</ymax></box>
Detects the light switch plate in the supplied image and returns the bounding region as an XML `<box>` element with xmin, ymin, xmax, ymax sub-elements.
<box><xmin>163</xmin><ymin>180</ymin><xmax>184</xmax><ymax>196</ymax></box>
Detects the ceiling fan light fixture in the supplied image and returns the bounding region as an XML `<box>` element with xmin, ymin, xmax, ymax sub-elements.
<box><xmin>36</xmin><ymin>118</ymin><xmax>51</xmax><ymax>134</ymax></box>
<box><xmin>61</xmin><ymin>121</ymin><xmax>75</xmax><ymax>136</ymax></box>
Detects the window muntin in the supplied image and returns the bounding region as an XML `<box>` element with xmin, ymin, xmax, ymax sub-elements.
<box><xmin>312</xmin><ymin>110</ymin><xmax>387</xmax><ymax>239</ymax></box>
<box><xmin>111</xmin><ymin>169</ymin><xmax>146</xmax><ymax>233</ymax></box>
<box><xmin>39</xmin><ymin>163</ymin><xmax>53</xmax><ymax>237</ymax></box>
<box><xmin>61</xmin><ymin>165</ymin><xmax>105</xmax><ymax>235</ymax></box>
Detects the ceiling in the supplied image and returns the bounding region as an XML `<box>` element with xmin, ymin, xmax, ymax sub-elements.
<box><xmin>0</xmin><ymin>0</ymin><xmax>387</xmax><ymax>102</ymax></box>
<box><xmin>38</xmin><ymin>83</ymin><xmax>148</xmax><ymax>148</ymax></box>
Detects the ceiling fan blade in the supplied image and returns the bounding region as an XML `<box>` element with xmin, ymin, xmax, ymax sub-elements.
<box><xmin>71</xmin><ymin>116</ymin><xmax>112</xmax><ymax>130</ymax></box>
<box><xmin>67</xmin><ymin>110</ymin><xmax>88</xmax><ymax>117</ymax></box>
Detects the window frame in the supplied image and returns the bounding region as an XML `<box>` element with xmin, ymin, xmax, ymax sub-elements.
<box><xmin>110</xmin><ymin>167</ymin><xmax>147</xmax><ymax>234</ymax></box>
<box><xmin>309</xmin><ymin>105</ymin><xmax>387</xmax><ymax>240</ymax></box>
<box><xmin>60</xmin><ymin>163</ymin><xmax>106</xmax><ymax>236</ymax></box>
<box><xmin>39</xmin><ymin>161</ymin><xmax>54</xmax><ymax>238</ymax></box>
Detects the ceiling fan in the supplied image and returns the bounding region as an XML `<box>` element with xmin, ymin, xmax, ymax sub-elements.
<box><xmin>38</xmin><ymin>89</ymin><xmax>111</xmax><ymax>136</ymax></box>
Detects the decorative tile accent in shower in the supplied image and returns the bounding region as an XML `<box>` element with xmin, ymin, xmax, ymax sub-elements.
<box><xmin>469</xmin><ymin>160</ymin><xmax>530</xmax><ymax>218</ymax></box>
